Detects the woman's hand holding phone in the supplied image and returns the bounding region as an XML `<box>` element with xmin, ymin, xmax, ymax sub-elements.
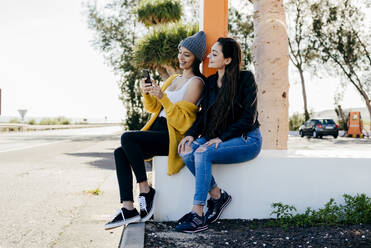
<box><xmin>140</xmin><ymin>79</ymin><xmax>152</xmax><ymax>95</ymax></box>
<box><xmin>149</xmin><ymin>83</ymin><xmax>164</xmax><ymax>99</ymax></box>
<box><xmin>140</xmin><ymin>79</ymin><xmax>164</xmax><ymax>98</ymax></box>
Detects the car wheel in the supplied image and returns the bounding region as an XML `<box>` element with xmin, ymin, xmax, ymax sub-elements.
<box><xmin>299</xmin><ymin>130</ymin><xmax>304</xmax><ymax>137</ymax></box>
<box><xmin>319</xmin><ymin>135</ymin><xmax>323</xmax><ymax>139</ymax></box>
<box><xmin>312</xmin><ymin>130</ymin><xmax>318</xmax><ymax>138</ymax></box>
<box><xmin>333</xmin><ymin>135</ymin><xmax>338</xmax><ymax>139</ymax></box>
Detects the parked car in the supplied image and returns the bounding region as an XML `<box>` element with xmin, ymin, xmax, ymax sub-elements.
<box><xmin>299</xmin><ymin>119</ymin><xmax>339</xmax><ymax>138</ymax></box>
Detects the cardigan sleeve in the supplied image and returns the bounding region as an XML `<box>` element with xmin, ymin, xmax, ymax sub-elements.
<box><xmin>142</xmin><ymin>93</ymin><xmax>162</xmax><ymax>113</ymax></box>
<box><xmin>158</xmin><ymin>95</ymin><xmax>198</xmax><ymax>134</ymax></box>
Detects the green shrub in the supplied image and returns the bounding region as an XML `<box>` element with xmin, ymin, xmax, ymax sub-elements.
<box><xmin>270</xmin><ymin>194</ymin><xmax>371</xmax><ymax>229</ymax></box>
<box><xmin>9</xmin><ymin>118</ymin><xmax>21</xmax><ymax>123</ymax></box>
<box><xmin>39</xmin><ymin>117</ymin><xmax>70</xmax><ymax>125</ymax></box>
<box><xmin>135</xmin><ymin>0</ymin><xmax>182</xmax><ymax>27</ymax></box>
<box><xmin>39</xmin><ymin>118</ymin><xmax>57</xmax><ymax>125</ymax></box>
<box><xmin>28</xmin><ymin>119</ymin><xmax>36</xmax><ymax>125</ymax></box>
<box><xmin>55</xmin><ymin>117</ymin><xmax>70</xmax><ymax>125</ymax></box>
<box><xmin>289</xmin><ymin>112</ymin><xmax>305</xmax><ymax>131</ymax></box>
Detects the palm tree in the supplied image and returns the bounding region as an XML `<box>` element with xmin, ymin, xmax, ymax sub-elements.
<box><xmin>252</xmin><ymin>0</ymin><xmax>290</xmax><ymax>149</ymax></box>
<box><xmin>134</xmin><ymin>0</ymin><xmax>195</xmax><ymax>80</ymax></box>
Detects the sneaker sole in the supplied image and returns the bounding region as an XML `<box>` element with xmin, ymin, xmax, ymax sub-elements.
<box><xmin>181</xmin><ymin>225</ymin><xmax>208</xmax><ymax>233</ymax></box>
<box><xmin>140</xmin><ymin>190</ymin><xmax>156</xmax><ymax>222</ymax></box>
<box><xmin>104</xmin><ymin>215</ymin><xmax>141</xmax><ymax>230</ymax></box>
<box><xmin>208</xmin><ymin>195</ymin><xmax>232</xmax><ymax>224</ymax></box>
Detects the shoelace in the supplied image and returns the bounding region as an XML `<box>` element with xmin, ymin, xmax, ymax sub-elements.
<box><xmin>139</xmin><ymin>196</ymin><xmax>147</xmax><ymax>211</ymax></box>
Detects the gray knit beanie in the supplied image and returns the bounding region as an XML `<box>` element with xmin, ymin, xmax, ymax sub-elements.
<box><xmin>178</xmin><ymin>31</ymin><xmax>206</xmax><ymax>62</ymax></box>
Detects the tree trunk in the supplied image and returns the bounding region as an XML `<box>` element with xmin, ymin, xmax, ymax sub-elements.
<box><xmin>358</xmin><ymin>87</ymin><xmax>371</xmax><ymax>131</ymax></box>
<box><xmin>252</xmin><ymin>0</ymin><xmax>289</xmax><ymax>149</ymax></box>
<box><xmin>298</xmin><ymin>67</ymin><xmax>310</xmax><ymax>120</ymax></box>
<box><xmin>339</xmin><ymin>105</ymin><xmax>346</xmax><ymax>130</ymax></box>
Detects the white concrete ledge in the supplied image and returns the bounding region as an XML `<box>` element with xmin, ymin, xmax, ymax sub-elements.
<box><xmin>153</xmin><ymin>150</ymin><xmax>371</xmax><ymax>221</ymax></box>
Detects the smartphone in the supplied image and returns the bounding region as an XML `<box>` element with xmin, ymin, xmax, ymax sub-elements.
<box><xmin>142</xmin><ymin>69</ymin><xmax>152</xmax><ymax>85</ymax></box>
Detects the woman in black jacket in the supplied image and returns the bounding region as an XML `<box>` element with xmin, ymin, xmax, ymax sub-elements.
<box><xmin>176</xmin><ymin>37</ymin><xmax>262</xmax><ymax>233</ymax></box>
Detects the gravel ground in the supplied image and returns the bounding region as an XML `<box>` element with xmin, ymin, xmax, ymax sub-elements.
<box><xmin>145</xmin><ymin>219</ymin><xmax>371</xmax><ymax>248</ymax></box>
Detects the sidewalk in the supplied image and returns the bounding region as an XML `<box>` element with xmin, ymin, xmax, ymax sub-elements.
<box><xmin>0</xmin><ymin>136</ymin><xmax>130</xmax><ymax>248</ymax></box>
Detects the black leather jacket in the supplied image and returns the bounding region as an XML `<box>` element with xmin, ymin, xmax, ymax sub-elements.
<box><xmin>185</xmin><ymin>70</ymin><xmax>260</xmax><ymax>141</ymax></box>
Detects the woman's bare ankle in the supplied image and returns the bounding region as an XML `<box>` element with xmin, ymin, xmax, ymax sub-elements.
<box><xmin>122</xmin><ymin>201</ymin><xmax>135</xmax><ymax>210</ymax></box>
<box><xmin>209</xmin><ymin>187</ymin><xmax>221</xmax><ymax>200</ymax></box>
<box><xmin>139</xmin><ymin>181</ymin><xmax>150</xmax><ymax>194</ymax></box>
<box><xmin>192</xmin><ymin>205</ymin><xmax>204</xmax><ymax>217</ymax></box>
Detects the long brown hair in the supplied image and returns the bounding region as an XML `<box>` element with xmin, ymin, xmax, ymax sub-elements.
<box><xmin>204</xmin><ymin>38</ymin><xmax>242</xmax><ymax>139</ymax></box>
<box><xmin>191</xmin><ymin>58</ymin><xmax>206</xmax><ymax>82</ymax></box>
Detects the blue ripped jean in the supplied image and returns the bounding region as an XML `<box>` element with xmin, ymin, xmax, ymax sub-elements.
<box><xmin>180</xmin><ymin>128</ymin><xmax>262</xmax><ymax>206</ymax></box>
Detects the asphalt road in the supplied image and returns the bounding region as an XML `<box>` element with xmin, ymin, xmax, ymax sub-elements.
<box><xmin>0</xmin><ymin>126</ymin><xmax>133</xmax><ymax>248</ymax></box>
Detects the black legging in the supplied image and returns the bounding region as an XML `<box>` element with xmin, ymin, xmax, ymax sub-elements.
<box><xmin>114</xmin><ymin>117</ymin><xmax>169</xmax><ymax>202</ymax></box>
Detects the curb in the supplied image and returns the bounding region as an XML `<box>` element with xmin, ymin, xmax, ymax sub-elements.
<box><xmin>119</xmin><ymin>223</ymin><xmax>145</xmax><ymax>248</ymax></box>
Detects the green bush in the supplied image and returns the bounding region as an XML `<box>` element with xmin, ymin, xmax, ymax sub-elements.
<box><xmin>269</xmin><ymin>194</ymin><xmax>371</xmax><ymax>229</ymax></box>
<box><xmin>39</xmin><ymin>117</ymin><xmax>70</xmax><ymax>125</ymax></box>
<box><xmin>289</xmin><ymin>112</ymin><xmax>305</xmax><ymax>131</ymax></box>
<box><xmin>135</xmin><ymin>0</ymin><xmax>182</xmax><ymax>27</ymax></box>
<box><xmin>135</xmin><ymin>23</ymin><xmax>198</xmax><ymax>69</ymax></box>
<box><xmin>39</xmin><ymin>118</ymin><xmax>57</xmax><ymax>125</ymax></box>
<box><xmin>28</xmin><ymin>119</ymin><xmax>36</xmax><ymax>125</ymax></box>
<box><xmin>55</xmin><ymin>117</ymin><xmax>70</xmax><ymax>125</ymax></box>
<box><xmin>9</xmin><ymin>118</ymin><xmax>21</xmax><ymax>123</ymax></box>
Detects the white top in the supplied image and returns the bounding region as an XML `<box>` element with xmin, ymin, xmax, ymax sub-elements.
<box><xmin>158</xmin><ymin>76</ymin><xmax>204</xmax><ymax>118</ymax></box>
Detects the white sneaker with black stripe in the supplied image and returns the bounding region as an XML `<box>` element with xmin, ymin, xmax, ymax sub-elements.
<box><xmin>104</xmin><ymin>207</ymin><xmax>140</xmax><ymax>230</ymax></box>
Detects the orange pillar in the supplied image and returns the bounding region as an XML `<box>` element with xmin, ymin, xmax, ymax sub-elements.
<box><xmin>201</xmin><ymin>0</ymin><xmax>228</xmax><ymax>77</ymax></box>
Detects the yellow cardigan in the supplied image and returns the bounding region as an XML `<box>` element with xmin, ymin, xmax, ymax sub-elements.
<box><xmin>141</xmin><ymin>74</ymin><xmax>199</xmax><ymax>175</ymax></box>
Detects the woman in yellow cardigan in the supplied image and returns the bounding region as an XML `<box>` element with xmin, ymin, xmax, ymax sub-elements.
<box><xmin>105</xmin><ymin>31</ymin><xmax>206</xmax><ymax>230</ymax></box>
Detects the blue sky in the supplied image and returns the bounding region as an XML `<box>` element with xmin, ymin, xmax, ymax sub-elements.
<box><xmin>0</xmin><ymin>0</ymin><xmax>367</xmax><ymax>122</ymax></box>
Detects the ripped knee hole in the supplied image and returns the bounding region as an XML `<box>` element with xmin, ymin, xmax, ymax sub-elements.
<box><xmin>195</xmin><ymin>146</ymin><xmax>207</xmax><ymax>153</ymax></box>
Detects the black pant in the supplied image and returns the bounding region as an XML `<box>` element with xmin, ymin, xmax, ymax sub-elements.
<box><xmin>114</xmin><ymin>117</ymin><xmax>169</xmax><ymax>202</ymax></box>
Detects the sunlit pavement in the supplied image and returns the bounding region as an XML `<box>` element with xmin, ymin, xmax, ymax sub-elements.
<box><xmin>0</xmin><ymin>125</ymin><xmax>139</xmax><ymax>248</ymax></box>
<box><xmin>288</xmin><ymin>133</ymin><xmax>371</xmax><ymax>151</ymax></box>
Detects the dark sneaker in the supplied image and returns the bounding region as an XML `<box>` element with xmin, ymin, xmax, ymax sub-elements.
<box><xmin>139</xmin><ymin>187</ymin><xmax>156</xmax><ymax>222</ymax></box>
<box><xmin>104</xmin><ymin>208</ymin><xmax>140</xmax><ymax>230</ymax></box>
<box><xmin>175</xmin><ymin>212</ymin><xmax>208</xmax><ymax>233</ymax></box>
<box><xmin>177</xmin><ymin>212</ymin><xmax>194</xmax><ymax>224</ymax></box>
<box><xmin>205</xmin><ymin>189</ymin><xmax>232</xmax><ymax>224</ymax></box>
